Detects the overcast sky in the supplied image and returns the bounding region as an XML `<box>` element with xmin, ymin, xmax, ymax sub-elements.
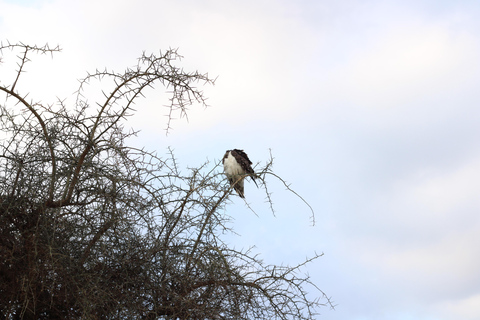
<box><xmin>1</xmin><ymin>0</ymin><xmax>480</xmax><ymax>319</ymax></box>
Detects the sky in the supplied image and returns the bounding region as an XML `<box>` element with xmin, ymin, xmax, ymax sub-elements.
<box><xmin>1</xmin><ymin>0</ymin><xmax>480</xmax><ymax>319</ymax></box>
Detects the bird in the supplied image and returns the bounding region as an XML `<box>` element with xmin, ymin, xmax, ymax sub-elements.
<box><xmin>222</xmin><ymin>149</ymin><xmax>258</xmax><ymax>198</ymax></box>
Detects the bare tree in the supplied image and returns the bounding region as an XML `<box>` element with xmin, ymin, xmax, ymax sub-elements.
<box><xmin>0</xmin><ymin>42</ymin><xmax>332</xmax><ymax>320</ymax></box>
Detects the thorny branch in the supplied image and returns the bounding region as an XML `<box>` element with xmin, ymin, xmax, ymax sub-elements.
<box><xmin>0</xmin><ymin>42</ymin><xmax>332</xmax><ymax>320</ymax></box>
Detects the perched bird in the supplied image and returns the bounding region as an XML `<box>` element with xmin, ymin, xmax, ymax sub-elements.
<box><xmin>222</xmin><ymin>149</ymin><xmax>257</xmax><ymax>198</ymax></box>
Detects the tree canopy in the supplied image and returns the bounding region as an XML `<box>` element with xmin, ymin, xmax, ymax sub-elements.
<box><xmin>0</xmin><ymin>42</ymin><xmax>332</xmax><ymax>319</ymax></box>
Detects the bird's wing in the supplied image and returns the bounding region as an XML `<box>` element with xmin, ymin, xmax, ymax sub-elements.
<box><xmin>231</xmin><ymin>149</ymin><xmax>254</xmax><ymax>175</ymax></box>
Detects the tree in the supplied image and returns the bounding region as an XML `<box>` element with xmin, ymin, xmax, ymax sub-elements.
<box><xmin>0</xmin><ymin>42</ymin><xmax>332</xmax><ymax>319</ymax></box>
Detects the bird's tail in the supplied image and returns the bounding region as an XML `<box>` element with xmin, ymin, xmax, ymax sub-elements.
<box><xmin>232</xmin><ymin>178</ymin><xmax>245</xmax><ymax>198</ymax></box>
<box><xmin>250</xmin><ymin>173</ymin><xmax>259</xmax><ymax>188</ymax></box>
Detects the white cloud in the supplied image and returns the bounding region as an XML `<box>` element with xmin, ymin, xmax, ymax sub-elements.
<box><xmin>328</xmin><ymin>152</ymin><xmax>480</xmax><ymax>319</ymax></box>
<box><xmin>435</xmin><ymin>293</ymin><xmax>480</xmax><ymax>320</ymax></box>
<box><xmin>321</xmin><ymin>21</ymin><xmax>480</xmax><ymax>110</ymax></box>
<box><xmin>411</xmin><ymin>157</ymin><xmax>480</xmax><ymax>216</ymax></box>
